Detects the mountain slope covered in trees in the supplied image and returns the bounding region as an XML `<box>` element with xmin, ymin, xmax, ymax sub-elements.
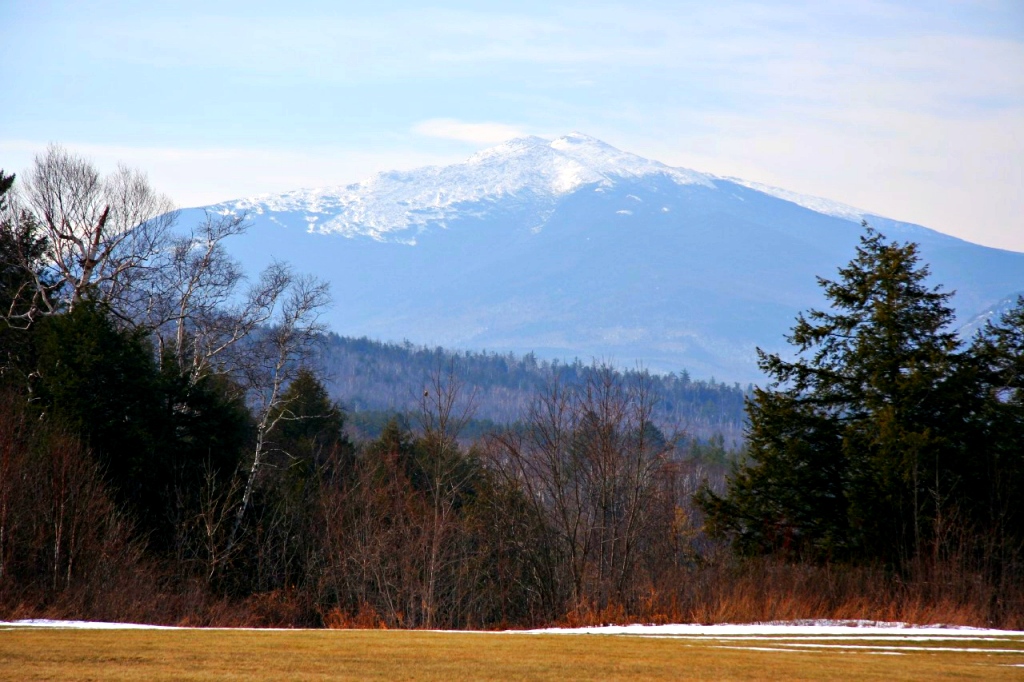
<box><xmin>318</xmin><ymin>334</ymin><xmax>747</xmax><ymax>445</ymax></box>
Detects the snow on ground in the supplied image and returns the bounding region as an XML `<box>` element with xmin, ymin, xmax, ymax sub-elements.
<box><xmin>513</xmin><ymin>621</ymin><xmax>1024</xmax><ymax>659</ymax></box>
<box><xmin>2</xmin><ymin>619</ymin><xmax>177</xmax><ymax>629</ymax></box>
<box><xmin>4</xmin><ymin>619</ymin><xmax>1019</xmax><ymax>664</ymax></box>
<box><xmin>515</xmin><ymin>621</ymin><xmax>1024</xmax><ymax>639</ymax></box>
<box><xmin>2</xmin><ymin>619</ymin><xmax>1023</xmax><ymax>639</ymax></box>
<box><xmin>720</xmin><ymin>177</ymin><xmax>869</xmax><ymax>223</ymax></box>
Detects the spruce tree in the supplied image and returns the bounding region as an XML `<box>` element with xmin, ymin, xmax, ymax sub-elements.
<box><xmin>698</xmin><ymin>227</ymin><xmax>967</xmax><ymax>563</ymax></box>
<box><xmin>267</xmin><ymin>368</ymin><xmax>354</xmax><ymax>484</ymax></box>
<box><xmin>967</xmin><ymin>297</ymin><xmax>1024</xmax><ymax>558</ymax></box>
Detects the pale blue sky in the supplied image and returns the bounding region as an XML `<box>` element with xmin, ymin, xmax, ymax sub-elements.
<box><xmin>2</xmin><ymin>0</ymin><xmax>1022</xmax><ymax>250</ymax></box>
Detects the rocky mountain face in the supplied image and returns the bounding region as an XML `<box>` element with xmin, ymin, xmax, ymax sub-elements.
<box><xmin>179</xmin><ymin>133</ymin><xmax>1024</xmax><ymax>383</ymax></box>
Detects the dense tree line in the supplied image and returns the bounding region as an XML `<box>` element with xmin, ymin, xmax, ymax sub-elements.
<box><xmin>1</xmin><ymin>152</ymin><xmax>1021</xmax><ymax>629</ymax></box>
<box><xmin>0</xmin><ymin>155</ymin><xmax>716</xmax><ymax>626</ymax></box>
<box><xmin>698</xmin><ymin>229</ymin><xmax>1024</xmax><ymax>579</ymax></box>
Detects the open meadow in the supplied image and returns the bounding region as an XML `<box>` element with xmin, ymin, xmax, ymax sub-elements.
<box><xmin>1</xmin><ymin>623</ymin><xmax>1022</xmax><ymax>681</ymax></box>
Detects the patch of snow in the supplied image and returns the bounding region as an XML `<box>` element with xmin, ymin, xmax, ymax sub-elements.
<box><xmin>722</xmin><ymin>178</ymin><xmax>868</xmax><ymax>223</ymax></box>
<box><xmin>767</xmin><ymin>643</ymin><xmax>1023</xmax><ymax>653</ymax></box>
<box><xmin>515</xmin><ymin>621</ymin><xmax>1024</xmax><ymax>638</ymax></box>
<box><xmin>716</xmin><ymin>646</ymin><xmax>818</xmax><ymax>654</ymax></box>
<box><xmin>5</xmin><ymin>618</ymin><xmax>1024</xmax><ymax>650</ymax></box>
<box><xmin>3</xmin><ymin>620</ymin><xmax>177</xmax><ymax>629</ymax></box>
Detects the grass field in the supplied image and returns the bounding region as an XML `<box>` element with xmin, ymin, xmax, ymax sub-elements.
<box><xmin>1</xmin><ymin>624</ymin><xmax>1023</xmax><ymax>680</ymax></box>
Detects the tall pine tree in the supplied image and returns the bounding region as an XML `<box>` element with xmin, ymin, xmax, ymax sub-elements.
<box><xmin>699</xmin><ymin>227</ymin><xmax>970</xmax><ymax>563</ymax></box>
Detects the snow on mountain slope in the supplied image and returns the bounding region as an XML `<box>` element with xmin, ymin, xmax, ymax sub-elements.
<box><xmin>189</xmin><ymin>134</ymin><xmax>1024</xmax><ymax>383</ymax></box>
<box><xmin>214</xmin><ymin>133</ymin><xmax>714</xmax><ymax>242</ymax></box>
<box><xmin>723</xmin><ymin>177</ymin><xmax>869</xmax><ymax>223</ymax></box>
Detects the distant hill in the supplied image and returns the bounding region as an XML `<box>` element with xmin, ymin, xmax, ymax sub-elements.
<box><xmin>956</xmin><ymin>292</ymin><xmax>1024</xmax><ymax>340</ymax></box>
<box><xmin>317</xmin><ymin>334</ymin><xmax>747</xmax><ymax>446</ymax></box>
<box><xmin>178</xmin><ymin>133</ymin><xmax>1024</xmax><ymax>384</ymax></box>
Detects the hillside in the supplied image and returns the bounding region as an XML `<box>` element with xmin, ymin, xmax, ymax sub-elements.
<box><xmin>318</xmin><ymin>334</ymin><xmax>747</xmax><ymax>445</ymax></box>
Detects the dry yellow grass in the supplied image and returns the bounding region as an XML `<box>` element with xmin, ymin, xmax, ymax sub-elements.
<box><xmin>1</xmin><ymin>627</ymin><xmax>1022</xmax><ymax>681</ymax></box>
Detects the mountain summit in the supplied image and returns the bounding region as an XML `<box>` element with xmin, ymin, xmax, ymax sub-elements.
<box><xmin>187</xmin><ymin>135</ymin><xmax>1024</xmax><ymax>383</ymax></box>
<box><xmin>221</xmin><ymin>133</ymin><xmax>715</xmax><ymax>242</ymax></box>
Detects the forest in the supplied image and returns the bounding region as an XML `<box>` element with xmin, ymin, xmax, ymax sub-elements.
<box><xmin>317</xmin><ymin>334</ymin><xmax>747</xmax><ymax>446</ymax></box>
<box><xmin>0</xmin><ymin>148</ymin><xmax>1022</xmax><ymax>629</ymax></box>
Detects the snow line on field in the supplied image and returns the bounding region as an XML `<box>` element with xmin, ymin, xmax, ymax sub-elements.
<box><xmin>513</xmin><ymin>621</ymin><xmax>1024</xmax><ymax>638</ymax></box>
<box><xmin>2</xmin><ymin>619</ymin><xmax>1023</xmax><ymax>638</ymax></box>
<box><xmin>2</xmin><ymin>620</ymin><xmax>178</xmax><ymax>629</ymax></box>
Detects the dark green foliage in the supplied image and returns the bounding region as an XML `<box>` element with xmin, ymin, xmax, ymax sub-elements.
<box><xmin>0</xmin><ymin>171</ymin><xmax>49</xmax><ymax>383</ymax></box>
<box><xmin>698</xmin><ymin>390</ymin><xmax>848</xmax><ymax>557</ymax></box>
<box><xmin>362</xmin><ymin>416</ymin><xmax>425</xmax><ymax>492</ymax></box>
<box><xmin>0</xmin><ymin>171</ymin><xmax>12</xmax><ymax>204</ymax></box>
<box><xmin>156</xmin><ymin>365</ymin><xmax>252</xmax><ymax>533</ymax></box>
<box><xmin>267</xmin><ymin>368</ymin><xmax>355</xmax><ymax>483</ymax></box>
<box><xmin>359</xmin><ymin>416</ymin><xmax>480</xmax><ymax>510</ymax></box>
<box><xmin>677</xmin><ymin>433</ymin><xmax>737</xmax><ymax>466</ymax></box>
<box><xmin>698</xmin><ymin>228</ymin><xmax>1024</xmax><ymax>565</ymax></box>
<box><xmin>230</xmin><ymin>370</ymin><xmax>355</xmax><ymax>596</ymax></box>
<box><xmin>966</xmin><ymin>297</ymin><xmax>1024</xmax><ymax>556</ymax></box>
<box><xmin>32</xmin><ymin>303</ymin><xmax>163</xmax><ymax>508</ymax></box>
<box><xmin>29</xmin><ymin>303</ymin><xmax>251</xmax><ymax>548</ymax></box>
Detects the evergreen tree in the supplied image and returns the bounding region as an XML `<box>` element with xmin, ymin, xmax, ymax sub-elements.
<box><xmin>267</xmin><ymin>368</ymin><xmax>354</xmax><ymax>483</ymax></box>
<box><xmin>363</xmin><ymin>416</ymin><xmax>428</xmax><ymax>493</ymax></box>
<box><xmin>698</xmin><ymin>228</ymin><xmax>970</xmax><ymax>563</ymax></box>
<box><xmin>32</xmin><ymin>302</ymin><xmax>163</xmax><ymax>513</ymax></box>
<box><xmin>30</xmin><ymin>302</ymin><xmax>251</xmax><ymax>548</ymax></box>
<box><xmin>967</xmin><ymin>297</ymin><xmax>1024</xmax><ymax>557</ymax></box>
<box><xmin>0</xmin><ymin>171</ymin><xmax>48</xmax><ymax>384</ymax></box>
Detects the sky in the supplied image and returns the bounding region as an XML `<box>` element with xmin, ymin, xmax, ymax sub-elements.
<box><xmin>2</xmin><ymin>0</ymin><xmax>1022</xmax><ymax>251</ymax></box>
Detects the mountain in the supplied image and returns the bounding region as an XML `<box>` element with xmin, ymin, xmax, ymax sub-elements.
<box><xmin>957</xmin><ymin>292</ymin><xmax>1024</xmax><ymax>340</ymax></box>
<box><xmin>178</xmin><ymin>133</ymin><xmax>1024</xmax><ymax>384</ymax></box>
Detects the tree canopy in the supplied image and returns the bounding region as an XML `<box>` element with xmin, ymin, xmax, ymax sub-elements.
<box><xmin>698</xmin><ymin>227</ymin><xmax>1024</xmax><ymax>565</ymax></box>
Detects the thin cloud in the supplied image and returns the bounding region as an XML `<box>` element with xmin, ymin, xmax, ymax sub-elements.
<box><xmin>412</xmin><ymin>119</ymin><xmax>530</xmax><ymax>144</ymax></box>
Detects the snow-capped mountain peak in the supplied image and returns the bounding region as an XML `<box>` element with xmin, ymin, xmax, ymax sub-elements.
<box><xmin>187</xmin><ymin>133</ymin><xmax>1024</xmax><ymax>383</ymax></box>
<box><xmin>213</xmin><ymin>134</ymin><xmax>715</xmax><ymax>241</ymax></box>
<box><xmin>550</xmin><ymin>132</ymin><xmax>712</xmax><ymax>187</ymax></box>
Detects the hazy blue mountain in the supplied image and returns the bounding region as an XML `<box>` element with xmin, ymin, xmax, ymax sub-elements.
<box><xmin>178</xmin><ymin>133</ymin><xmax>1024</xmax><ymax>384</ymax></box>
<box><xmin>957</xmin><ymin>292</ymin><xmax>1024</xmax><ymax>340</ymax></box>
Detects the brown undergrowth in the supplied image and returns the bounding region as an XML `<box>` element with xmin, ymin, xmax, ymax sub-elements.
<box><xmin>553</xmin><ymin>555</ymin><xmax>1024</xmax><ymax>630</ymax></box>
<box><xmin>4</xmin><ymin>553</ymin><xmax>1021</xmax><ymax>629</ymax></box>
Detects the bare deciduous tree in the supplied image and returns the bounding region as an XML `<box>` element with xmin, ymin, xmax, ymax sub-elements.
<box><xmin>415</xmin><ymin>361</ymin><xmax>477</xmax><ymax>628</ymax></box>
<box><xmin>4</xmin><ymin>147</ymin><xmax>289</xmax><ymax>388</ymax></box>
<box><xmin>224</xmin><ymin>273</ymin><xmax>332</xmax><ymax>556</ymax></box>
<box><xmin>489</xmin><ymin>363</ymin><xmax>675</xmax><ymax>610</ymax></box>
<box><xmin>4</xmin><ymin>147</ymin><xmax>335</xmax><ymax>579</ymax></box>
<box><xmin>5</xmin><ymin>144</ymin><xmax>177</xmax><ymax>324</ymax></box>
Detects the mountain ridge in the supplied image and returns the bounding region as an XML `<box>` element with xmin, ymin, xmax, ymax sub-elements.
<box><xmin>179</xmin><ymin>134</ymin><xmax>1024</xmax><ymax>383</ymax></box>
